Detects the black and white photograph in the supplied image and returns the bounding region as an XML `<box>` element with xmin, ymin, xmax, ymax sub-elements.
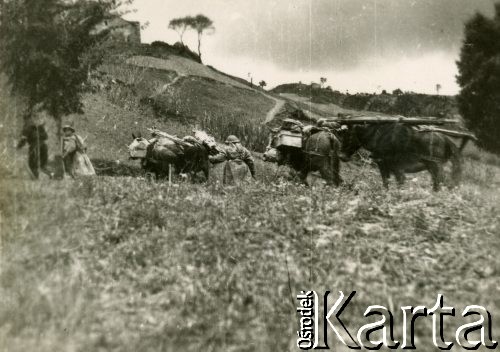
<box><xmin>0</xmin><ymin>0</ymin><xmax>499</xmax><ymax>350</ymax></box>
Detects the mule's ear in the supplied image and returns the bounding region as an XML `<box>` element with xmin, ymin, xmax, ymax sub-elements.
<box><xmin>132</xmin><ymin>133</ymin><xmax>137</xmax><ymax>139</ymax></box>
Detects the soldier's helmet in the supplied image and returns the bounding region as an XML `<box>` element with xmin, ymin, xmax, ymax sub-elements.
<box><xmin>225</xmin><ymin>135</ymin><xmax>240</xmax><ymax>144</ymax></box>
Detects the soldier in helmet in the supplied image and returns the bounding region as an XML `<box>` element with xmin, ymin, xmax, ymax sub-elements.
<box><xmin>209</xmin><ymin>135</ymin><xmax>255</xmax><ymax>184</ymax></box>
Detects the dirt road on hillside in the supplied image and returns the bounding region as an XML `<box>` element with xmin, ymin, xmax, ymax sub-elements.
<box><xmin>264</xmin><ymin>94</ymin><xmax>285</xmax><ymax>123</ymax></box>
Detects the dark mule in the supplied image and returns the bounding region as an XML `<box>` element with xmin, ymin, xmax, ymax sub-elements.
<box><xmin>269</xmin><ymin>131</ymin><xmax>342</xmax><ymax>186</ymax></box>
<box><xmin>339</xmin><ymin>123</ymin><xmax>462</xmax><ymax>191</ymax></box>
<box><xmin>128</xmin><ymin>134</ymin><xmax>210</xmax><ymax>181</ymax></box>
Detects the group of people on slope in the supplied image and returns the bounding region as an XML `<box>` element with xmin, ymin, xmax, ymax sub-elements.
<box><xmin>19</xmin><ymin>116</ymin><xmax>255</xmax><ymax>184</ymax></box>
<box><xmin>17</xmin><ymin>116</ymin><xmax>95</xmax><ymax>179</ymax></box>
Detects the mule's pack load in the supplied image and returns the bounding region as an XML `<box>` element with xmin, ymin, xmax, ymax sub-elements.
<box><xmin>148</xmin><ymin>128</ymin><xmax>197</xmax><ymax>148</ymax></box>
<box><xmin>321</xmin><ymin>114</ymin><xmax>477</xmax><ymax>151</ymax></box>
<box><xmin>264</xmin><ymin>119</ymin><xmax>304</xmax><ymax>162</ymax></box>
<box><xmin>264</xmin><ymin>118</ymin><xmax>341</xmax><ymax>163</ymax></box>
<box><xmin>129</xmin><ymin>143</ymin><xmax>148</xmax><ymax>159</ymax></box>
<box><xmin>128</xmin><ymin>127</ymin><xmax>215</xmax><ymax>181</ymax></box>
<box><xmin>269</xmin><ymin>118</ymin><xmax>342</xmax><ymax>150</ymax></box>
<box><xmin>147</xmin><ymin>128</ymin><xmax>221</xmax><ymax>153</ymax></box>
<box><xmin>413</xmin><ymin>125</ymin><xmax>477</xmax><ymax>140</ymax></box>
<box><xmin>413</xmin><ymin>125</ymin><xmax>478</xmax><ymax>151</ymax></box>
<box><xmin>272</xmin><ymin>119</ymin><xmax>304</xmax><ymax>149</ymax></box>
<box><xmin>329</xmin><ymin>115</ymin><xmax>460</xmax><ymax>126</ymax></box>
<box><xmin>263</xmin><ymin>118</ymin><xmax>343</xmax><ymax>185</ymax></box>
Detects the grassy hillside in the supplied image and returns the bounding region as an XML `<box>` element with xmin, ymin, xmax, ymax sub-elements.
<box><xmin>98</xmin><ymin>61</ymin><xmax>274</xmax><ymax>122</ymax></box>
<box><xmin>91</xmin><ymin>43</ymin><xmax>329</xmax><ymax>151</ymax></box>
<box><xmin>82</xmin><ymin>50</ymin><xmax>277</xmax><ymax>152</ymax></box>
<box><xmin>273</xmin><ymin>83</ymin><xmax>459</xmax><ymax>118</ymax></box>
<box><xmin>2</xmin><ymin>45</ymin><xmax>500</xmax><ymax>351</ymax></box>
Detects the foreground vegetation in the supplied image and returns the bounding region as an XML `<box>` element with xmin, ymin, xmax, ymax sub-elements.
<box><xmin>1</xmin><ymin>145</ymin><xmax>500</xmax><ymax>351</ymax></box>
<box><xmin>1</xmin><ymin>61</ymin><xmax>500</xmax><ymax>349</ymax></box>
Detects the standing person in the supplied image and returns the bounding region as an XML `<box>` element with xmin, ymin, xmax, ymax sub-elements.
<box><xmin>62</xmin><ymin>125</ymin><xmax>95</xmax><ymax>178</ymax></box>
<box><xmin>209</xmin><ymin>135</ymin><xmax>255</xmax><ymax>185</ymax></box>
<box><xmin>17</xmin><ymin>119</ymin><xmax>51</xmax><ymax>179</ymax></box>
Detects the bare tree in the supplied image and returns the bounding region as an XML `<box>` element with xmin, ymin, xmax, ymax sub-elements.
<box><xmin>190</xmin><ymin>14</ymin><xmax>214</xmax><ymax>62</ymax></box>
<box><xmin>168</xmin><ymin>16</ymin><xmax>194</xmax><ymax>45</ymax></box>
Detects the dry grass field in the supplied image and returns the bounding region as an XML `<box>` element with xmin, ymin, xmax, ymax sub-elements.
<box><xmin>1</xmin><ymin>109</ymin><xmax>500</xmax><ymax>352</ymax></box>
<box><xmin>1</xmin><ymin>157</ymin><xmax>500</xmax><ymax>351</ymax></box>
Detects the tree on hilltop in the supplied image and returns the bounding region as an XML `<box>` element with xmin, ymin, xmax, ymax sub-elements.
<box><xmin>168</xmin><ymin>16</ymin><xmax>194</xmax><ymax>45</ymax></box>
<box><xmin>190</xmin><ymin>14</ymin><xmax>214</xmax><ymax>62</ymax></box>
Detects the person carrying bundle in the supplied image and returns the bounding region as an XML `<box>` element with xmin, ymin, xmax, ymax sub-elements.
<box><xmin>62</xmin><ymin>125</ymin><xmax>96</xmax><ymax>178</ymax></box>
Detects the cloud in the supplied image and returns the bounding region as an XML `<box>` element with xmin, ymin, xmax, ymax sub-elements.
<box><xmin>127</xmin><ymin>0</ymin><xmax>496</xmax><ymax>93</ymax></box>
<box><xmin>213</xmin><ymin>0</ymin><xmax>495</xmax><ymax>70</ymax></box>
<box><xmin>205</xmin><ymin>51</ymin><xmax>460</xmax><ymax>95</ymax></box>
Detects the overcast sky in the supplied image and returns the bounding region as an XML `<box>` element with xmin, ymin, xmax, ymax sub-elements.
<box><xmin>125</xmin><ymin>0</ymin><xmax>496</xmax><ymax>95</ymax></box>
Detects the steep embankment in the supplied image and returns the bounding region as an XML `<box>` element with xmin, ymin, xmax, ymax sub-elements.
<box><xmin>96</xmin><ymin>49</ymin><xmax>296</xmax><ymax>126</ymax></box>
<box><xmin>127</xmin><ymin>55</ymin><xmax>252</xmax><ymax>90</ymax></box>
